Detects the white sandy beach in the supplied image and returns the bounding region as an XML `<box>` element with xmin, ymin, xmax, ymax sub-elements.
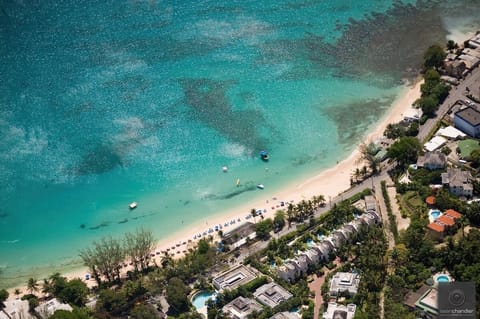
<box><xmin>5</xmin><ymin>79</ymin><xmax>424</xmax><ymax>297</ymax></box>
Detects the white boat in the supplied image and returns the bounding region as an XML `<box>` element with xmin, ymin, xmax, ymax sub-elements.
<box><xmin>257</xmin><ymin>184</ymin><xmax>264</xmax><ymax>190</ymax></box>
<box><xmin>222</xmin><ymin>166</ymin><xmax>228</xmax><ymax>172</ymax></box>
<box><xmin>129</xmin><ymin>202</ymin><xmax>138</xmax><ymax>210</ymax></box>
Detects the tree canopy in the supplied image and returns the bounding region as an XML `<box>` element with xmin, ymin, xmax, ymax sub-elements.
<box><xmin>387</xmin><ymin>136</ymin><xmax>422</xmax><ymax>166</ymax></box>
<box><xmin>423</xmin><ymin>44</ymin><xmax>446</xmax><ymax>69</ymax></box>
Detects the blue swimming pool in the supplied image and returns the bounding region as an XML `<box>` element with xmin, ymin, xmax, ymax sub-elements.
<box><xmin>436</xmin><ymin>275</ymin><xmax>450</xmax><ymax>283</ymax></box>
<box><xmin>429</xmin><ymin>209</ymin><xmax>442</xmax><ymax>222</ymax></box>
<box><xmin>192</xmin><ymin>291</ymin><xmax>214</xmax><ymax>310</ymax></box>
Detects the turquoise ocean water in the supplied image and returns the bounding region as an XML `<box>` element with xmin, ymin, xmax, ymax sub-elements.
<box><xmin>0</xmin><ymin>0</ymin><xmax>479</xmax><ymax>287</ymax></box>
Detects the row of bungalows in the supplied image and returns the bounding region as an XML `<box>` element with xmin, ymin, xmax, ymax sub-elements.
<box><xmin>277</xmin><ymin>207</ymin><xmax>381</xmax><ymax>283</ymax></box>
<box><xmin>444</xmin><ymin>33</ymin><xmax>480</xmax><ymax>78</ymax></box>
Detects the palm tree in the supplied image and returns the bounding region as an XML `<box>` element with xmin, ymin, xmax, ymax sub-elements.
<box><xmin>13</xmin><ymin>289</ymin><xmax>21</xmax><ymax>299</ymax></box>
<box><xmin>286</xmin><ymin>203</ymin><xmax>295</xmax><ymax>226</ymax></box>
<box><xmin>250</xmin><ymin>208</ymin><xmax>257</xmax><ymax>223</ymax></box>
<box><xmin>42</xmin><ymin>278</ymin><xmax>54</xmax><ymax>297</ymax></box>
<box><xmin>27</xmin><ymin>278</ymin><xmax>39</xmax><ymax>295</ymax></box>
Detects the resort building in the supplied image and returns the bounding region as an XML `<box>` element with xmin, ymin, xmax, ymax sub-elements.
<box><xmin>253</xmin><ymin>282</ymin><xmax>293</xmax><ymax>308</ymax></box>
<box><xmin>277</xmin><ymin>260</ymin><xmax>300</xmax><ymax>283</ymax></box>
<box><xmin>222</xmin><ymin>296</ymin><xmax>263</xmax><ymax>319</ymax></box>
<box><xmin>416</xmin><ymin>151</ymin><xmax>447</xmax><ymax>170</ymax></box>
<box><xmin>454</xmin><ymin>106</ymin><xmax>480</xmax><ymax>138</ymax></box>
<box><xmin>0</xmin><ymin>299</ymin><xmax>34</xmax><ymax>319</ymax></box>
<box><xmin>35</xmin><ymin>298</ymin><xmax>73</xmax><ymax>319</ymax></box>
<box><xmin>426</xmin><ymin>209</ymin><xmax>462</xmax><ymax>241</ymax></box>
<box><xmin>330</xmin><ymin>231</ymin><xmax>347</xmax><ymax>248</ymax></box>
<box><xmin>441</xmin><ymin>168</ymin><xmax>473</xmax><ymax>197</ymax></box>
<box><xmin>213</xmin><ymin>264</ymin><xmax>258</xmax><ymax>291</ymax></box>
<box><xmin>313</xmin><ymin>241</ymin><xmax>334</xmax><ymax>262</ymax></box>
<box><xmin>270</xmin><ymin>312</ymin><xmax>298</xmax><ymax>319</ymax></box>
<box><xmin>222</xmin><ymin>222</ymin><xmax>256</xmax><ymax>249</ymax></box>
<box><xmin>329</xmin><ymin>272</ymin><xmax>361</xmax><ymax>297</ymax></box>
<box><xmin>323</xmin><ymin>303</ymin><xmax>357</xmax><ymax>319</ymax></box>
<box><xmin>339</xmin><ymin>224</ymin><xmax>356</xmax><ymax>241</ymax></box>
<box><xmin>303</xmin><ymin>248</ymin><xmax>320</xmax><ymax>265</ymax></box>
<box><xmin>294</xmin><ymin>254</ymin><xmax>309</xmax><ymax>274</ymax></box>
<box><xmin>360</xmin><ymin>211</ymin><xmax>381</xmax><ymax>226</ymax></box>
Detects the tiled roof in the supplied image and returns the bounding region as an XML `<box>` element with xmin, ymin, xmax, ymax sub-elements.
<box><xmin>426</xmin><ymin>196</ymin><xmax>436</xmax><ymax>205</ymax></box>
<box><xmin>427</xmin><ymin>222</ymin><xmax>445</xmax><ymax>233</ymax></box>
<box><xmin>437</xmin><ymin>215</ymin><xmax>455</xmax><ymax>226</ymax></box>
<box><xmin>445</xmin><ymin>209</ymin><xmax>462</xmax><ymax>219</ymax></box>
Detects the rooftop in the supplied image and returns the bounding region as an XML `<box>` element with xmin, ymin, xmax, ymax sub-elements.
<box><xmin>415</xmin><ymin>288</ymin><xmax>439</xmax><ymax>316</ymax></box>
<box><xmin>35</xmin><ymin>298</ymin><xmax>73</xmax><ymax>319</ymax></box>
<box><xmin>329</xmin><ymin>272</ymin><xmax>361</xmax><ymax>296</ymax></box>
<box><xmin>364</xmin><ymin>195</ymin><xmax>376</xmax><ymax>211</ymax></box>
<box><xmin>222</xmin><ymin>222</ymin><xmax>256</xmax><ymax>245</ymax></box>
<box><xmin>222</xmin><ymin>296</ymin><xmax>262</xmax><ymax>319</ymax></box>
<box><xmin>403</xmin><ymin>284</ymin><xmax>431</xmax><ymax>309</ymax></box>
<box><xmin>437</xmin><ymin>215</ymin><xmax>455</xmax><ymax>226</ymax></box>
<box><xmin>322</xmin><ymin>303</ymin><xmax>357</xmax><ymax>319</ymax></box>
<box><xmin>445</xmin><ymin>209</ymin><xmax>462</xmax><ymax>219</ymax></box>
<box><xmin>427</xmin><ymin>222</ymin><xmax>445</xmax><ymax>233</ymax></box>
<box><xmin>253</xmin><ymin>282</ymin><xmax>293</xmax><ymax>308</ymax></box>
<box><xmin>425</xmin><ymin>196</ymin><xmax>436</xmax><ymax>205</ymax></box>
<box><xmin>270</xmin><ymin>312</ymin><xmax>298</xmax><ymax>319</ymax></box>
<box><xmin>456</xmin><ymin>106</ymin><xmax>480</xmax><ymax>126</ymax></box>
<box><xmin>213</xmin><ymin>264</ymin><xmax>258</xmax><ymax>291</ymax></box>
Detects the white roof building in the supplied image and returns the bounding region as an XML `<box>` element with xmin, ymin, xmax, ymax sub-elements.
<box><xmin>222</xmin><ymin>296</ymin><xmax>262</xmax><ymax>319</ymax></box>
<box><xmin>323</xmin><ymin>303</ymin><xmax>357</xmax><ymax>319</ymax></box>
<box><xmin>253</xmin><ymin>282</ymin><xmax>293</xmax><ymax>308</ymax></box>
<box><xmin>0</xmin><ymin>299</ymin><xmax>35</xmax><ymax>319</ymax></box>
<box><xmin>424</xmin><ymin>136</ymin><xmax>447</xmax><ymax>152</ymax></box>
<box><xmin>436</xmin><ymin>126</ymin><xmax>467</xmax><ymax>139</ymax></box>
<box><xmin>329</xmin><ymin>272</ymin><xmax>361</xmax><ymax>297</ymax></box>
<box><xmin>35</xmin><ymin>298</ymin><xmax>73</xmax><ymax>319</ymax></box>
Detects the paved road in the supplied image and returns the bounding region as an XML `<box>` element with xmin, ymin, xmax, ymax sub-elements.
<box><xmin>418</xmin><ymin>68</ymin><xmax>480</xmax><ymax>142</ymax></box>
<box><xmin>235</xmin><ymin>166</ymin><xmax>392</xmax><ymax>263</ymax></box>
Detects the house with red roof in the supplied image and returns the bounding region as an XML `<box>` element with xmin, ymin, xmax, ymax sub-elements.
<box><xmin>426</xmin><ymin>209</ymin><xmax>462</xmax><ymax>241</ymax></box>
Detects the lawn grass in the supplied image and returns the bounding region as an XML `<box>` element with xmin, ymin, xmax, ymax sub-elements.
<box><xmin>458</xmin><ymin>139</ymin><xmax>480</xmax><ymax>158</ymax></box>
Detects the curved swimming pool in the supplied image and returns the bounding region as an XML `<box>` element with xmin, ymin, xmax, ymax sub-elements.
<box><xmin>191</xmin><ymin>291</ymin><xmax>214</xmax><ymax>310</ymax></box>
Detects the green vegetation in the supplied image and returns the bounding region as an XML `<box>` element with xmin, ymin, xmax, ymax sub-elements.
<box><xmin>416</xmin><ymin>69</ymin><xmax>450</xmax><ymax>118</ymax></box>
<box><xmin>79</xmin><ymin>228</ymin><xmax>155</xmax><ymax>286</ymax></box>
<box><xmin>381</xmin><ymin>181</ymin><xmax>398</xmax><ymax>242</ymax></box>
<box><xmin>458</xmin><ymin>139</ymin><xmax>480</xmax><ymax>159</ymax></box>
<box><xmin>384</xmin><ymin>122</ymin><xmax>419</xmax><ymax>140</ymax></box>
<box><xmin>423</xmin><ymin>44</ymin><xmax>446</xmax><ymax>69</ymax></box>
<box><xmin>255</xmin><ymin>218</ymin><xmax>274</xmax><ymax>240</ymax></box>
<box><xmin>387</xmin><ymin>136</ymin><xmax>422</xmax><ymax>167</ymax></box>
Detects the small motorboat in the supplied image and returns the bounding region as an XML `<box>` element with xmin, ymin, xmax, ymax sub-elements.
<box><xmin>260</xmin><ymin>150</ymin><xmax>269</xmax><ymax>161</ymax></box>
<box><xmin>257</xmin><ymin>184</ymin><xmax>264</xmax><ymax>190</ymax></box>
<box><xmin>129</xmin><ymin>202</ymin><xmax>138</xmax><ymax>210</ymax></box>
<box><xmin>222</xmin><ymin>166</ymin><xmax>228</xmax><ymax>172</ymax></box>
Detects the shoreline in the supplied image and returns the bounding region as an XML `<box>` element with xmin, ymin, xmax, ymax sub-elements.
<box><xmin>5</xmin><ymin>78</ymin><xmax>423</xmax><ymax>296</ymax></box>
